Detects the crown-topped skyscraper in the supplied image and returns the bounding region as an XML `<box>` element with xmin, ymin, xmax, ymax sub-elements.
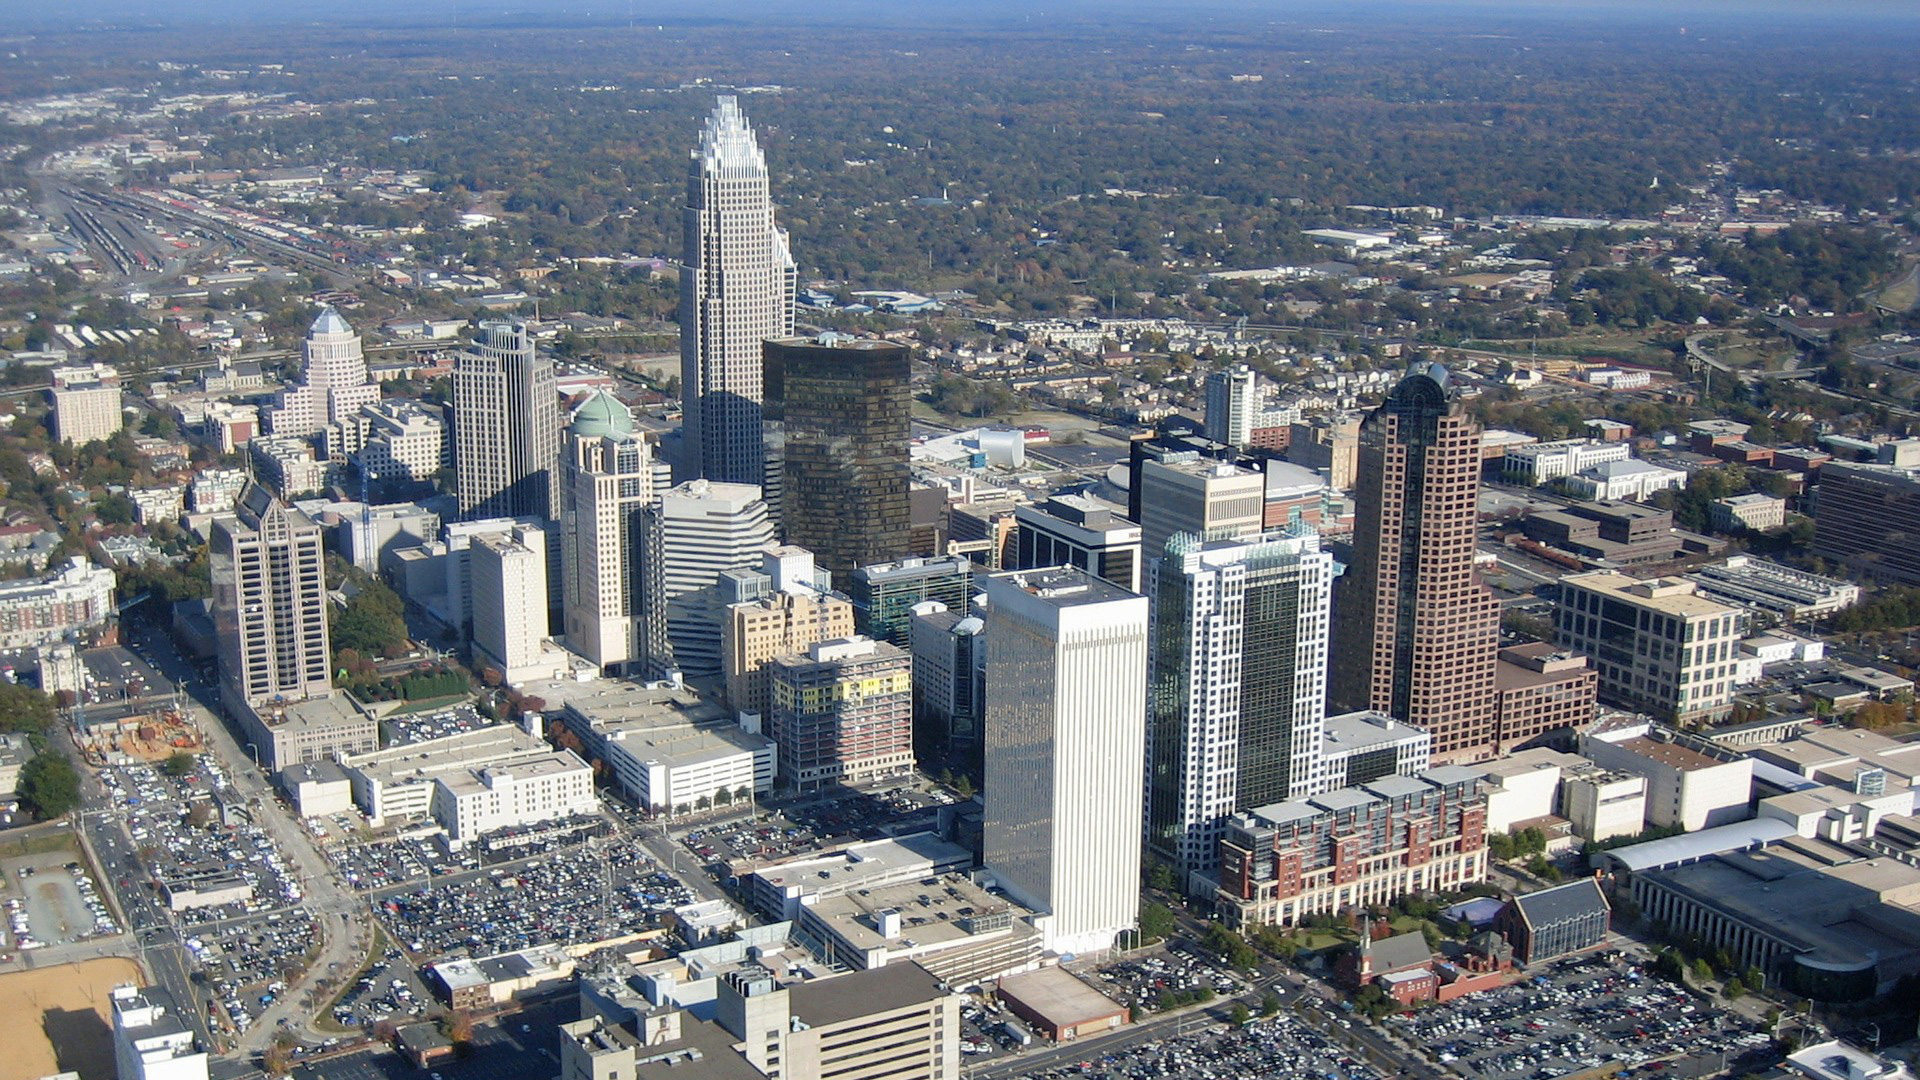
<box><xmin>680</xmin><ymin>96</ymin><xmax>797</xmax><ymax>486</ymax></box>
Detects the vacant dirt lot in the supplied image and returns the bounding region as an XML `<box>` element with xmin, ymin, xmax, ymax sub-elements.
<box><xmin>0</xmin><ymin>956</ymin><xmax>145</xmax><ymax>1080</ymax></box>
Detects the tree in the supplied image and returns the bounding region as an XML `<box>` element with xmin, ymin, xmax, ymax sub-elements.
<box><xmin>161</xmin><ymin>751</ymin><xmax>195</xmax><ymax>778</ymax></box>
<box><xmin>1146</xmin><ymin>861</ymin><xmax>1178</xmax><ymax>892</ymax></box>
<box><xmin>1229</xmin><ymin>1002</ymin><xmax>1251</xmax><ymax>1027</ymax></box>
<box><xmin>19</xmin><ymin>753</ymin><xmax>80</xmax><ymax>819</ymax></box>
<box><xmin>1139</xmin><ymin>901</ymin><xmax>1175</xmax><ymax>943</ymax></box>
<box><xmin>952</xmin><ymin>774</ymin><xmax>975</xmax><ymax>799</ymax></box>
<box><xmin>1260</xmin><ymin>992</ymin><xmax>1281</xmax><ymax>1017</ymax></box>
<box><xmin>0</xmin><ymin>684</ymin><xmax>56</xmax><ymax>735</ymax></box>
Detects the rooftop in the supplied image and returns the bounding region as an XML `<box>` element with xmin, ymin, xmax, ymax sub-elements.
<box><xmin>789</xmin><ymin>961</ymin><xmax>947</xmax><ymax>1028</ymax></box>
<box><xmin>754</xmin><ymin>833</ymin><xmax>973</xmax><ymax>892</ymax></box>
<box><xmin>995</xmin><ymin>966</ymin><xmax>1128</xmax><ymax>1027</ymax></box>
<box><xmin>343</xmin><ymin>724</ymin><xmax>546</xmax><ymax>786</ymax></box>
<box><xmin>1563</xmin><ymin>570</ymin><xmax>1742</xmax><ymax>619</ymax></box>
<box><xmin>1611</xmin><ymin>735</ymin><xmax>1727</xmax><ymax>773</ymax></box>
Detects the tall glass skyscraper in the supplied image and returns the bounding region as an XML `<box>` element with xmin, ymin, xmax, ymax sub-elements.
<box><xmin>762</xmin><ymin>335</ymin><xmax>911</xmax><ymax>577</ymax></box>
<box><xmin>1331</xmin><ymin>363</ymin><xmax>1501</xmax><ymax>763</ymax></box>
<box><xmin>1146</xmin><ymin>529</ymin><xmax>1333</xmax><ymax>881</ymax></box>
<box><xmin>680</xmin><ymin>96</ymin><xmax>796</xmax><ymax>486</ymax></box>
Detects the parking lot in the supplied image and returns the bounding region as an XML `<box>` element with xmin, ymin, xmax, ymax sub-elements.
<box><xmin>1001</xmin><ymin>1011</ymin><xmax>1389</xmax><ymax>1080</ymax></box>
<box><xmin>373</xmin><ymin>835</ymin><xmax>692</xmax><ymax>961</ymax></box>
<box><xmin>381</xmin><ymin>705</ymin><xmax>490</xmax><ymax>747</ymax></box>
<box><xmin>678</xmin><ymin>785</ymin><xmax>953</xmax><ymax>868</ymax></box>
<box><xmin>329</xmin><ymin>947</ymin><xmax>432</xmax><ymax>1030</ymax></box>
<box><xmin>3</xmin><ymin>852</ymin><xmax>118</xmax><ymax>952</ymax></box>
<box><xmin>294</xmin><ymin>996</ymin><xmax>571</xmax><ymax>1080</ymax></box>
<box><xmin>101</xmin><ymin>757</ymin><xmax>322</xmax><ymax>1029</ymax></box>
<box><xmin>1094</xmin><ymin>948</ymin><xmax>1248</xmax><ymax>1013</ymax></box>
<box><xmin>1389</xmin><ymin>950</ymin><xmax>1775</xmax><ymax>1079</ymax></box>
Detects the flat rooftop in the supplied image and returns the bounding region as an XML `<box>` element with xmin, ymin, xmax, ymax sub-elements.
<box><xmin>1611</xmin><ymin>735</ymin><xmax>1726</xmax><ymax>773</ymax></box>
<box><xmin>256</xmin><ymin>693</ymin><xmax>374</xmax><ymax>732</ymax></box>
<box><xmin>343</xmin><ymin>724</ymin><xmax>547</xmax><ymax>785</ymax></box>
<box><xmin>755</xmin><ymin>833</ymin><xmax>973</xmax><ymax>892</ymax></box>
<box><xmin>790</xmin><ymin>961</ymin><xmax>947</xmax><ymax>1028</ymax></box>
<box><xmin>1564</xmin><ymin>571</ymin><xmax>1740</xmax><ymax>618</ymax></box>
<box><xmin>437</xmin><ymin>749</ymin><xmax>587</xmax><ymax>797</ymax></box>
<box><xmin>996</xmin><ymin>966</ymin><xmax>1127</xmax><ymax>1027</ymax></box>
<box><xmin>1319</xmin><ymin>710</ymin><xmax>1425</xmax><ymax>757</ymax></box>
<box><xmin>803</xmin><ymin>875</ymin><xmax>1033</xmax><ymax>954</ymax></box>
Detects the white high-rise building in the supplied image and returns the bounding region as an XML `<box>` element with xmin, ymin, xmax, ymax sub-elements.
<box><xmin>454</xmin><ymin>320</ymin><xmax>562</xmax><ymax>521</ymax></box>
<box><xmin>1204</xmin><ymin>365</ymin><xmax>1260</xmax><ymax>449</ymax></box>
<box><xmin>640</xmin><ymin>479</ymin><xmax>777</xmax><ymax>678</ymax></box>
<box><xmin>269</xmin><ymin>308</ymin><xmax>382</xmax><ymax>437</ymax></box>
<box><xmin>562</xmin><ymin>391</ymin><xmax>668</xmax><ymax>673</ymax></box>
<box><xmin>210</xmin><ymin>483</ymin><xmax>332</xmax><ymax>711</ymax></box>
<box><xmin>980</xmin><ymin>566</ymin><xmax>1149</xmax><ymax>957</ymax></box>
<box><xmin>470</xmin><ymin>522</ymin><xmax>549</xmax><ymax>684</ymax></box>
<box><xmin>1146</xmin><ymin>529</ymin><xmax>1334</xmax><ymax>883</ymax></box>
<box><xmin>50</xmin><ymin>363</ymin><xmax>123</xmax><ymax>446</ymax></box>
<box><xmin>112</xmin><ymin>984</ymin><xmax>207</xmax><ymax>1080</ymax></box>
<box><xmin>680</xmin><ymin>95</ymin><xmax>797</xmax><ymax>485</ymax></box>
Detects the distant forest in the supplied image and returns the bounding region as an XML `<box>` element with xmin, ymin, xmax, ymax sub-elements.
<box><xmin>2</xmin><ymin>7</ymin><xmax>1916</xmax><ymax>309</ymax></box>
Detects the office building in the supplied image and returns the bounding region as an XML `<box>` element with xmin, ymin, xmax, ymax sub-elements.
<box><xmin>1812</xmin><ymin>463</ymin><xmax>1920</xmax><ymax>585</ymax></box>
<box><xmin>1500</xmin><ymin>439</ymin><xmax>1630</xmax><ymax>486</ymax></box>
<box><xmin>849</xmin><ymin>556</ymin><xmax>973</xmax><ymax>647</ymax></box>
<box><xmin>716</xmin><ymin>963</ymin><xmax>960</xmax><ymax>1080</ymax></box>
<box><xmin>112</xmin><ymin>984</ymin><xmax>207</xmax><ymax>1080</ymax></box>
<box><xmin>795</xmin><ymin>873</ymin><xmax>1044</xmax><ymax>988</ymax></box>
<box><xmin>211</xmin><ymin>483</ymin><xmax>332</xmax><ymax>712</ymax></box>
<box><xmin>563</xmin><ymin>392</ymin><xmax>668</xmax><ymax>672</ymax></box>
<box><xmin>1285</xmin><ymin>414</ymin><xmax>1361</xmax><ymax>491</ymax></box>
<box><xmin>1135</xmin><ymin>457</ymin><xmax>1264</xmax><ymax>564</ymax></box>
<box><xmin>1521</xmin><ymin>500</ymin><xmax>1681</xmax><ymax>565</ymax></box>
<box><xmin>1492</xmin><ymin>642</ymin><xmax>1599</xmax><ymax>754</ymax></box>
<box><xmin>454</xmin><ymin>320</ymin><xmax>562</xmax><ymax>521</ymax></box>
<box><xmin>1124</xmin><ymin>420</ymin><xmax>1240</xmax><ymax>523</ymax></box>
<box><xmin>769</xmin><ymin>636</ymin><xmax>915</xmax><ymax>791</ymax></box>
<box><xmin>981</xmin><ymin>567</ymin><xmax>1149</xmax><ymax>956</ymax></box>
<box><xmin>50</xmin><ymin>363</ymin><xmax>123</xmax><ymax>446</ymax></box>
<box><xmin>1712</xmin><ymin>493</ymin><xmax>1787</xmax><ymax>533</ymax></box>
<box><xmin>1145</xmin><ymin>529</ymin><xmax>1334</xmax><ymax>882</ymax></box>
<box><xmin>1012</xmin><ymin>493</ymin><xmax>1142</xmax><ymax>593</ymax></box>
<box><xmin>1565</xmin><ymin>459</ymin><xmax>1687</xmax><ymax>502</ymax></box>
<box><xmin>722</xmin><ymin>547</ymin><xmax>855</xmax><ymax>721</ymax></box>
<box><xmin>341</xmin><ymin>400</ymin><xmax>449</xmax><ymax>486</ymax></box>
<box><xmin>763</xmin><ymin>335</ymin><xmax>911</xmax><ymax>576</ymax></box>
<box><xmin>908</xmin><ymin>600</ymin><xmax>987</xmax><ymax>758</ymax></box>
<box><xmin>1332</xmin><ymin>364</ymin><xmax>1501</xmax><ymax>763</ymax></box>
<box><xmin>639</xmin><ymin>480</ymin><xmax>777</xmax><ymax>678</ymax></box>
<box><xmin>1204</xmin><ymin>365</ymin><xmax>1260</xmax><ymax>448</ymax></box>
<box><xmin>268</xmin><ymin>307</ymin><xmax>381</xmax><ymax>438</ymax></box>
<box><xmin>1216</xmin><ymin>766</ymin><xmax>1489</xmax><ymax>930</ymax></box>
<box><xmin>470</xmin><ymin>523</ymin><xmax>551</xmax><ymax>684</ymax></box>
<box><xmin>1555</xmin><ymin>571</ymin><xmax>1747</xmax><ymax>725</ymax></box>
<box><xmin>680</xmin><ymin>95</ymin><xmax>797</xmax><ymax>485</ymax></box>
<box><xmin>341</xmin><ymin>724</ymin><xmax>553</xmax><ymax>826</ymax></box>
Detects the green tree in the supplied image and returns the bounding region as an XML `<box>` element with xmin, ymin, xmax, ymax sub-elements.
<box><xmin>160</xmin><ymin>751</ymin><xmax>195</xmax><ymax>778</ymax></box>
<box><xmin>952</xmin><ymin>774</ymin><xmax>975</xmax><ymax>799</ymax></box>
<box><xmin>1139</xmin><ymin>901</ymin><xmax>1176</xmax><ymax>943</ymax></box>
<box><xmin>1229</xmin><ymin>1002</ymin><xmax>1251</xmax><ymax>1027</ymax></box>
<box><xmin>19</xmin><ymin>753</ymin><xmax>80</xmax><ymax>818</ymax></box>
<box><xmin>0</xmin><ymin>684</ymin><xmax>57</xmax><ymax>735</ymax></box>
<box><xmin>1260</xmin><ymin>992</ymin><xmax>1281</xmax><ymax>1017</ymax></box>
<box><xmin>330</xmin><ymin>578</ymin><xmax>411</xmax><ymax>659</ymax></box>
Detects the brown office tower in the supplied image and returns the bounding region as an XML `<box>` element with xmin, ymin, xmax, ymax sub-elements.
<box><xmin>763</xmin><ymin>335</ymin><xmax>912</xmax><ymax>579</ymax></box>
<box><xmin>1332</xmin><ymin>364</ymin><xmax>1500</xmax><ymax>763</ymax></box>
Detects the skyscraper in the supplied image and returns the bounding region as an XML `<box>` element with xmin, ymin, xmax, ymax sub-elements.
<box><xmin>1204</xmin><ymin>365</ymin><xmax>1260</xmax><ymax>449</ymax></box>
<box><xmin>454</xmin><ymin>320</ymin><xmax>562</xmax><ymax>522</ymax></box>
<box><xmin>1136</xmin><ymin>457</ymin><xmax>1265</xmax><ymax>561</ymax></box>
<box><xmin>981</xmin><ymin>566</ymin><xmax>1149</xmax><ymax>957</ymax></box>
<box><xmin>639</xmin><ymin>480</ymin><xmax>777</xmax><ymax>679</ymax></box>
<box><xmin>268</xmin><ymin>307</ymin><xmax>382</xmax><ymax>438</ymax></box>
<box><xmin>1332</xmin><ymin>363</ymin><xmax>1501</xmax><ymax>763</ymax></box>
<box><xmin>769</xmin><ymin>636</ymin><xmax>915</xmax><ymax>791</ymax></box>
<box><xmin>680</xmin><ymin>96</ymin><xmax>796</xmax><ymax>485</ymax></box>
<box><xmin>562</xmin><ymin>391</ymin><xmax>667</xmax><ymax>673</ymax></box>
<box><xmin>470</xmin><ymin>523</ymin><xmax>549</xmax><ymax>684</ymax></box>
<box><xmin>210</xmin><ymin>483</ymin><xmax>332</xmax><ymax>711</ymax></box>
<box><xmin>1146</xmin><ymin>528</ymin><xmax>1334</xmax><ymax>882</ymax></box>
<box><xmin>762</xmin><ymin>335</ymin><xmax>912</xmax><ymax>576</ymax></box>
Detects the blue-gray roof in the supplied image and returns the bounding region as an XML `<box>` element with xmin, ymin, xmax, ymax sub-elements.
<box><xmin>1510</xmin><ymin>878</ymin><xmax>1609</xmax><ymax>929</ymax></box>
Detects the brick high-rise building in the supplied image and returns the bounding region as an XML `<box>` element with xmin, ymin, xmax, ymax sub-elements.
<box><xmin>1332</xmin><ymin>364</ymin><xmax>1501</xmax><ymax>763</ymax></box>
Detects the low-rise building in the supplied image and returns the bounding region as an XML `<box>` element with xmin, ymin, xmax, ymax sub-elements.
<box><xmin>1564</xmin><ymin>459</ymin><xmax>1687</xmax><ymax>502</ymax></box>
<box><xmin>129</xmin><ymin>486</ymin><xmax>185</xmax><ymax>525</ymax></box>
<box><xmin>341</xmin><ymin>724</ymin><xmax>552</xmax><ymax>827</ymax></box>
<box><xmin>1495</xmin><ymin>879</ymin><xmax>1611</xmax><ymax>964</ymax></box>
<box><xmin>1686</xmin><ymin>556</ymin><xmax>1861</xmax><ymax>622</ymax></box>
<box><xmin>0</xmin><ymin>556</ymin><xmax>116</xmax><ymax>649</ymax></box>
<box><xmin>557</xmin><ymin>681</ymin><xmax>774</xmax><ymax>815</ymax></box>
<box><xmin>279</xmin><ymin>760</ymin><xmax>352</xmax><ymax>818</ymax></box>
<box><xmin>716</xmin><ymin>962</ymin><xmax>961</xmax><ymax>1080</ymax></box>
<box><xmin>1477</xmin><ymin>748</ymin><xmax>1584</xmax><ymax>835</ymax></box>
<box><xmin>795</xmin><ymin>874</ymin><xmax>1043</xmax><ymax>988</ymax></box>
<box><xmin>995</xmin><ymin>966</ymin><xmax>1129</xmax><ymax>1043</ymax></box>
<box><xmin>234</xmin><ymin>694</ymin><xmax>378</xmax><ymax>772</ymax></box>
<box><xmin>1523</xmin><ymin>501</ymin><xmax>1680</xmax><ymax>565</ymax></box>
<box><xmin>111</xmin><ymin>984</ymin><xmax>207</xmax><ymax>1080</ymax></box>
<box><xmin>1711</xmin><ymin>493</ymin><xmax>1786</xmax><ymax>533</ymax></box>
<box><xmin>429</xmin><ymin>748</ymin><xmax>596</xmax><ymax>847</ymax></box>
<box><xmin>1581</xmin><ymin>724</ymin><xmax>1753</xmax><ymax>832</ymax></box>
<box><xmin>746</xmin><ymin>832</ymin><xmax>976</xmax><ymax>921</ymax></box>
<box><xmin>1502</xmin><ymin>440</ymin><xmax>1630</xmax><ymax>485</ymax></box>
<box><xmin>1216</xmin><ymin>767</ymin><xmax>1488</xmax><ymax>930</ymax></box>
<box><xmin>1560</xmin><ymin>762</ymin><xmax>1647</xmax><ymax>844</ymax></box>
